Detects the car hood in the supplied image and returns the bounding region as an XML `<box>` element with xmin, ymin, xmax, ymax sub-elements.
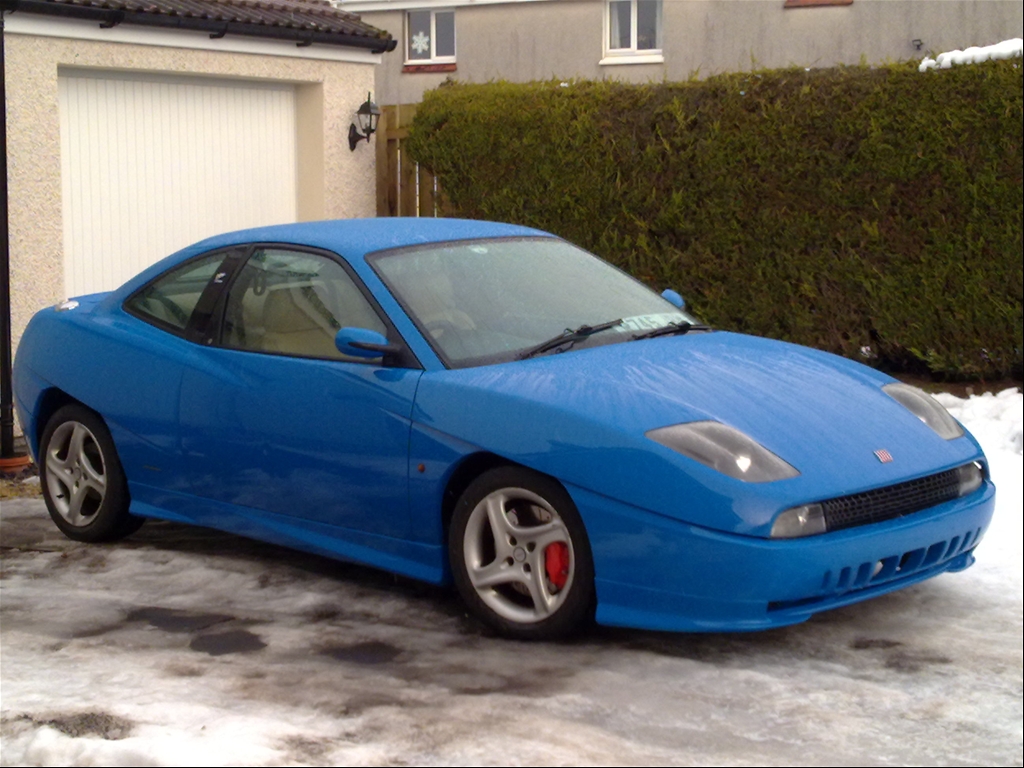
<box><xmin>413</xmin><ymin>332</ymin><xmax>985</xmax><ymax>535</ymax></box>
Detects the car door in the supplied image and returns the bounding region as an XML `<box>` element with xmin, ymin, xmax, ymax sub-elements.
<box><xmin>177</xmin><ymin>246</ymin><xmax>423</xmax><ymax>540</ymax></box>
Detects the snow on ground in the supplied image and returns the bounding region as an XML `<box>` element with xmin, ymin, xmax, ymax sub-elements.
<box><xmin>1</xmin><ymin>390</ymin><xmax>1021</xmax><ymax>766</ymax></box>
<box><xmin>919</xmin><ymin>37</ymin><xmax>1023</xmax><ymax>71</ymax></box>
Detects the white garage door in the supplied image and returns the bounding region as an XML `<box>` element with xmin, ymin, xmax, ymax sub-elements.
<box><xmin>59</xmin><ymin>71</ymin><xmax>297</xmax><ymax>297</ymax></box>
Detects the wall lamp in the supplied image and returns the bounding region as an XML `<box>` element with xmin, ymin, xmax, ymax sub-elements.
<box><xmin>348</xmin><ymin>92</ymin><xmax>381</xmax><ymax>151</ymax></box>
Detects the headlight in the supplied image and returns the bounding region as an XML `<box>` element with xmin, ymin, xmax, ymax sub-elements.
<box><xmin>882</xmin><ymin>383</ymin><xmax>963</xmax><ymax>440</ymax></box>
<box><xmin>770</xmin><ymin>503</ymin><xmax>826</xmax><ymax>538</ymax></box>
<box><xmin>957</xmin><ymin>461</ymin><xmax>984</xmax><ymax>496</ymax></box>
<box><xmin>646</xmin><ymin>421</ymin><xmax>799</xmax><ymax>482</ymax></box>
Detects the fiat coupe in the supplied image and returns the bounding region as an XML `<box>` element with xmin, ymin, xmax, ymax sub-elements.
<box><xmin>13</xmin><ymin>218</ymin><xmax>995</xmax><ymax>638</ymax></box>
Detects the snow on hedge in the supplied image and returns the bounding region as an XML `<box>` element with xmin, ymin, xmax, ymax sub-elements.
<box><xmin>920</xmin><ymin>37</ymin><xmax>1023</xmax><ymax>72</ymax></box>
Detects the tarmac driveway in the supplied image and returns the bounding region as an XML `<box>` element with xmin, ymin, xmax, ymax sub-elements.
<box><xmin>1</xmin><ymin>492</ymin><xmax>1020</xmax><ymax>766</ymax></box>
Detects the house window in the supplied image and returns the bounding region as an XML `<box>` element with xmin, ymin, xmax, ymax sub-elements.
<box><xmin>608</xmin><ymin>0</ymin><xmax>662</xmax><ymax>54</ymax></box>
<box><xmin>405</xmin><ymin>10</ymin><xmax>456</xmax><ymax>69</ymax></box>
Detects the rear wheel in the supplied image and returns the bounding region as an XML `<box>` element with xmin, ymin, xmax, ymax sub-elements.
<box><xmin>449</xmin><ymin>467</ymin><xmax>594</xmax><ymax>639</ymax></box>
<box><xmin>40</xmin><ymin>404</ymin><xmax>142</xmax><ymax>542</ymax></box>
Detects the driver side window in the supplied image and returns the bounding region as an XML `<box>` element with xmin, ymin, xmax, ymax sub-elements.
<box><xmin>221</xmin><ymin>249</ymin><xmax>387</xmax><ymax>362</ymax></box>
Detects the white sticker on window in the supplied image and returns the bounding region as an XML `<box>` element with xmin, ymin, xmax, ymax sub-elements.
<box><xmin>618</xmin><ymin>313</ymin><xmax>682</xmax><ymax>332</ymax></box>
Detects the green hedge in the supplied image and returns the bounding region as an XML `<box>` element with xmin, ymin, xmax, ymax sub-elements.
<box><xmin>405</xmin><ymin>61</ymin><xmax>1023</xmax><ymax>379</ymax></box>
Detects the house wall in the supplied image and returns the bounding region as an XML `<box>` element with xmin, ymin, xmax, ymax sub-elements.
<box><xmin>3</xmin><ymin>26</ymin><xmax>378</xmax><ymax>360</ymax></box>
<box><xmin>660</xmin><ymin>0</ymin><xmax>1024</xmax><ymax>79</ymax></box>
<box><xmin>359</xmin><ymin>0</ymin><xmax>1024</xmax><ymax>105</ymax></box>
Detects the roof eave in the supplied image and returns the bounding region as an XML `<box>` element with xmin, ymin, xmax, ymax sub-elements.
<box><xmin>0</xmin><ymin>0</ymin><xmax>398</xmax><ymax>53</ymax></box>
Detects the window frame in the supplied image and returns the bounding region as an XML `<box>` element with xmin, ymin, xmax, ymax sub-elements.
<box><xmin>122</xmin><ymin>248</ymin><xmax>243</xmax><ymax>341</ymax></box>
<box><xmin>208</xmin><ymin>243</ymin><xmax>422</xmax><ymax>370</ymax></box>
<box><xmin>784</xmin><ymin>0</ymin><xmax>853</xmax><ymax>7</ymax></box>
<box><xmin>404</xmin><ymin>8</ymin><xmax>457</xmax><ymax>68</ymax></box>
<box><xmin>600</xmin><ymin>0</ymin><xmax>664</xmax><ymax>66</ymax></box>
<box><xmin>122</xmin><ymin>243</ymin><xmax>422</xmax><ymax>369</ymax></box>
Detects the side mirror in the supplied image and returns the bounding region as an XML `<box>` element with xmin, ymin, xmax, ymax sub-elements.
<box><xmin>661</xmin><ymin>289</ymin><xmax>685</xmax><ymax>310</ymax></box>
<box><xmin>335</xmin><ymin>327</ymin><xmax>400</xmax><ymax>358</ymax></box>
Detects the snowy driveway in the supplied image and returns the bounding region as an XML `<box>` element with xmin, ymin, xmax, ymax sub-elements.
<box><xmin>1</xmin><ymin>391</ymin><xmax>1021</xmax><ymax>766</ymax></box>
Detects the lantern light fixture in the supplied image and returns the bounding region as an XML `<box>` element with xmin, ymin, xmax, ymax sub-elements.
<box><xmin>349</xmin><ymin>92</ymin><xmax>381</xmax><ymax>151</ymax></box>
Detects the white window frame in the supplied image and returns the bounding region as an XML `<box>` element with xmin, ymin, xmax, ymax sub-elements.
<box><xmin>405</xmin><ymin>9</ymin><xmax>456</xmax><ymax>65</ymax></box>
<box><xmin>600</xmin><ymin>0</ymin><xmax>664</xmax><ymax>66</ymax></box>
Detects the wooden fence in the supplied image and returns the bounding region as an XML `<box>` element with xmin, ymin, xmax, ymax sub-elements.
<box><xmin>376</xmin><ymin>103</ymin><xmax>439</xmax><ymax>217</ymax></box>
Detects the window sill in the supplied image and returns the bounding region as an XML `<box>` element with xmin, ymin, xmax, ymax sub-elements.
<box><xmin>402</xmin><ymin>62</ymin><xmax>458</xmax><ymax>73</ymax></box>
<box><xmin>599</xmin><ymin>53</ymin><xmax>664</xmax><ymax>66</ymax></box>
<box><xmin>784</xmin><ymin>0</ymin><xmax>853</xmax><ymax>7</ymax></box>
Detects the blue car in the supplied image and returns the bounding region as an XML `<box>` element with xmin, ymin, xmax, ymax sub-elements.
<box><xmin>13</xmin><ymin>219</ymin><xmax>995</xmax><ymax>638</ymax></box>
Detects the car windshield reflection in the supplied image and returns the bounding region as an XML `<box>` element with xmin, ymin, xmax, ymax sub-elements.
<box><xmin>370</xmin><ymin>237</ymin><xmax>699</xmax><ymax>368</ymax></box>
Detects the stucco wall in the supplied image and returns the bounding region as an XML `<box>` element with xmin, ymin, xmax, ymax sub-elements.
<box><xmin>3</xmin><ymin>29</ymin><xmax>377</xmax><ymax>360</ymax></box>
<box><xmin>361</xmin><ymin>0</ymin><xmax>1024</xmax><ymax>104</ymax></box>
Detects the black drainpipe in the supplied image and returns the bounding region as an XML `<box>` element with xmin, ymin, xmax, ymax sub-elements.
<box><xmin>0</xmin><ymin>11</ymin><xmax>18</xmax><ymax>461</ymax></box>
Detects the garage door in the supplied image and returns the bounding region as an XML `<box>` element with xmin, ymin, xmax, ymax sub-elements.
<box><xmin>59</xmin><ymin>71</ymin><xmax>297</xmax><ymax>297</ymax></box>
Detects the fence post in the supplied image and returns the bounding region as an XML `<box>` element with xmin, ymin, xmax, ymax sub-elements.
<box><xmin>375</xmin><ymin>105</ymin><xmax>393</xmax><ymax>216</ymax></box>
<box><xmin>377</xmin><ymin>103</ymin><xmax>439</xmax><ymax>218</ymax></box>
<box><xmin>418</xmin><ymin>167</ymin><xmax>436</xmax><ymax>218</ymax></box>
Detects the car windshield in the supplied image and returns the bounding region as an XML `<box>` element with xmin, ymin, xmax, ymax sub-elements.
<box><xmin>370</xmin><ymin>236</ymin><xmax>699</xmax><ymax>368</ymax></box>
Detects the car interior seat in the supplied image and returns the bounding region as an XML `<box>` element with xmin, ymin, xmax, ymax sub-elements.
<box><xmin>260</xmin><ymin>284</ymin><xmax>340</xmax><ymax>358</ymax></box>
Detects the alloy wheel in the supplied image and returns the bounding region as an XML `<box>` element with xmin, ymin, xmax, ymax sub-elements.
<box><xmin>45</xmin><ymin>420</ymin><xmax>108</xmax><ymax>527</ymax></box>
<box><xmin>462</xmin><ymin>486</ymin><xmax>576</xmax><ymax>624</ymax></box>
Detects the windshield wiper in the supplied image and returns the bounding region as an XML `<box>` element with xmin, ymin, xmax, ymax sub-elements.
<box><xmin>518</xmin><ymin>319</ymin><xmax>624</xmax><ymax>360</ymax></box>
<box><xmin>631</xmin><ymin>321</ymin><xmax>712</xmax><ymax>341</ymax></box>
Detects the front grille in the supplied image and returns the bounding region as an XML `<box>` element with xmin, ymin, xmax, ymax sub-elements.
<box><xmin>822</xmin><ymin>467</ymin><xmax>964</xmax><ymax>532</ymax></box>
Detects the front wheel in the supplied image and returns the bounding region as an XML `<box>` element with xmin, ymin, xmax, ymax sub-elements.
<box><xmin>449</xmin><ymin>467</ymin><xmax>595</xmax><ymax>639</ymax></box>
<box><xmin>39</xmin><ymin>404</ymin><xmax>142</xmax><ymax>542</ymax></box>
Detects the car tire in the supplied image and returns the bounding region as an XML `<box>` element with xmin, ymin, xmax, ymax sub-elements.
<box><xmin>449</xmin><ymin>466</ymin><xmax>595</xmax><ymax>639</ymax></box>
<box><xmin>39</xmin><ymin>404</ymin><xmax>143</xmax><ymax>543</ymax></box>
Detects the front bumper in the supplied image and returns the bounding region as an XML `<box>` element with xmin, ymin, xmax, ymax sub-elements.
<box><xmin>569</xmin><ymin>480</ymin><xmax>995</xmax><ymax>632</ymax></box>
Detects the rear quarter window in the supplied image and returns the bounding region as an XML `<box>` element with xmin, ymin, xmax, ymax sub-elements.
<box><xmin>123</xmin><ymin>253</ymin><xmax>226</xmax><ymax>334</ymax></box>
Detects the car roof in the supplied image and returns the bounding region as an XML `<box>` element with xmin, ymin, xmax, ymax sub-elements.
<box><xmin>188</xmin><ymin>217</ymin><xmax>552</xmax><ymax>260</ymax></box>
<box><xmin>106</xmin><ymin>216</ymin><xmax>558</xmax><ymax>310</ymax></box>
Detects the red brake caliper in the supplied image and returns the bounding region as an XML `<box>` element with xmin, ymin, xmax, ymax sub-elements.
<box><xmin>544</xmin><ymin>542</ymin><xmax>570</xmax><ymax>591</ymax></box>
